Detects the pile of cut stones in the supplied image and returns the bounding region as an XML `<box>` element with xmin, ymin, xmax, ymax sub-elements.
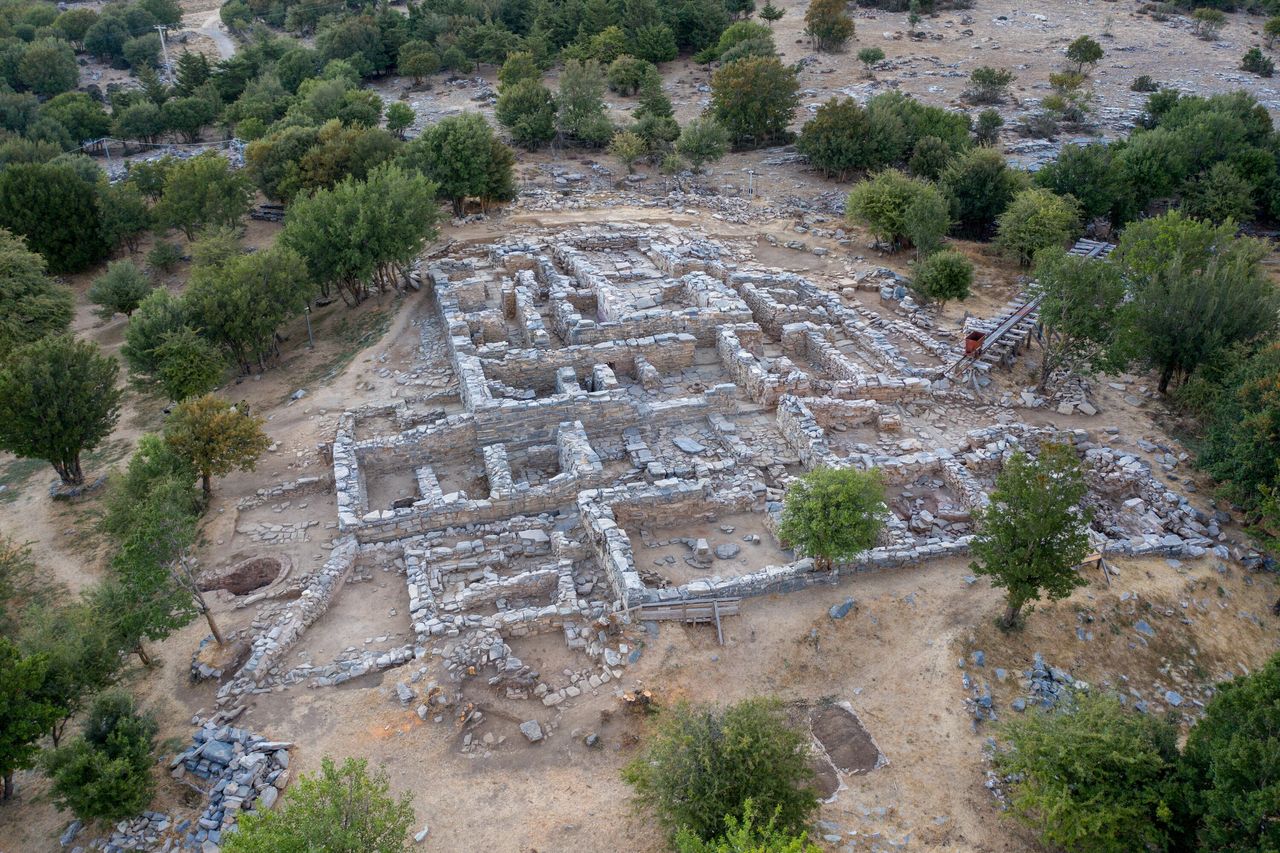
<box><xmin>167</xmin><ymin>723</ymin><xmax>292</xmax><ymax>850</ymax></box>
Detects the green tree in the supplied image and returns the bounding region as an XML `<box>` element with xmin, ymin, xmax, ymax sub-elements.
<box><xmin>963</xmin><ymin>66</ymin><xmax>1015</xmax><ymax>104</ymax></box>
<box><xmin>1031</xmin><ymin>249</ymin><xmax>1127</xmax><ymax>392</ymax></box>
<box><xmin>397</xmin><ymin>41</ymin><xmax>438</xmax><ymax>86</ymax></box>
<box><xmin>153</xmin><ymin>326</ymin><xmax>226</xmax><ymax>401</ymax></box>
<box><xmin>907</xmin><ymin>135</ymin><xmax>952</xmax><ymax>180</ymax></box>
<box><xmin>0</xmin><ymin>228</ymin><xmax>72</xmax><ymax>358</ymax></box>
<box><xmin>225</xmin><ymin>757</ymin><xmax>415</xmax><ymax>853</ymax></box>
<box><xmin>590</xmin><ymin>24</ymin><xmax>630</xmax><ymax>63</ymax></box>
<box><xmin>17</xmin><ymin>39</ymin><xmax>77</xmax><ymax>97</ymax></box>
<box><xmin>857</xmin><ymin>46</ymin><xmax>884</xmax><ymax>77</ymax></box>
<box><xmin>0</xmin><ymin>336</ymin><xmax>121</xmax><ymax>487</ymax></box>
<box><xmin>401</xmin><ymin>113</ymin><xmax>516</xmax><ymax>216</ymax></box>
<box><xmin>1032</xmin><ymin>142</ymin><xmax>1127</xmax><ymax>224</ymax></box>
<box><xmin>913</xmin><ymin>249</ymin><xmax>972</xmax><ymax>307</ymax></box>
<box><xmin>160</xmin><ymin>95</ymin><xmax>216</xmax><ymax>143</ymax></box>
<box><xmin>846</xmin><ymin>168</ymin><xmax>947</xmax><ymax>253</ymax></box>
<box><xmin>623</xmin><ymin>698</ymin><xmax>818</xmax><ymax>843</ymax></box>
<box><xmin>88</xmin><ymin>260</ymin><xmax>152</xmax><ymax>320</ymax></box>
<box><xmin>155</xmin><ymin>152</ymin><xmax>253</xmax><ymax>240</ymax></box>
<box><xmin>1266</xmin><ymin>16</ymin><xmax>1280</xmax><ymax>48</ymax></box>
<box><xmin>940</xmin><ymin>146</ymin><xmax>1028</xmax><ymax>235</ymax></box>
<box><xmin>123</xmin><ymin>289</ymin><xmax>188</xmax><ymax>379</ymax></box>
<box><xmin>970</xmin><ymin>444</ymin><xmax>1090</xmax><ymax>629</ymax></box>
<box><xmin>557</xmin><ymin>59</ymin><xmax>613</xmax><ymax>146</ymax></box>
<box><xmin>760</xmin><ymin>3</ymin><xmax>784</xmax><ymax>25</ymax></box>
<box><xmin>676</xmin><ymin>801</ymin><xmax>821</xmax><ymax>853</ymax></box>
<box><xmin>632</xmin><ymin>23</ymin><xmax>679</xmax><ymax>63</ymax></box>
<box><xmin>995</xmin><ymin>188</ymin><xmax>1080</xmax><ymax>266</ymax></box>
<box><xmin>0</xmin><ymin>639</ymin><xmax>61</xmax><ymax>800</ymax></box>
<box><xmin>1181</xmin><ymin>162</ymin><xmax>1255</xmax><ymax>224</ymax></box>
<box><xmin>98</xmin><ymin>182</ymin><xmax>152</xmax><ymax>255</ymax></box>
<box><xmin>607</xmin><ymin>55</ymin><xmax>655</xmax><ymax>95</ymax></box>
<box><xmin>700</xmin><ymin>20</ymin><xmax>774</xmax><ymax>62</ymax></box>
<box><xmin>803</xmin><ymin>0</ymin><xmax>853</xmax><ymax>52</ymax></box>
<box><xmin>778</xmin><ymin>467</ymin><xmax>886</xmax><ymax>571</ymax></box>
<box><xmin>40</xmin><ymin>93</ymin><xmax>110</xmax><ymax>143</ymax></box>
<box><xmin>0</xmin><ymin>162</ymin><xmax>108</xmax><ymax>274</ymax></box>
<box><xmin>122</xmin><ymin>33</ymin><xmax>161</xmax><ymax>70</ymax></box>
<box><xmin>280</xmin><ymin>164</ymin><xmax>440</xmax><ymax>305</ymax></box>
<box><xmin>56</xmin><ymin>8</ymin><xmax>99</xmax><ymax>46</ymax></box>
<box><xmin>174</xmin><ymin>50</ymin><xmax>211</xmax><ymax>95</ymax></box>
<box><xmin>1180</xmin><ymin>652</ymin><xmax>1280</xmax><ymax>851</ymax></box>
<box><xmin>496</xmin><ymin>78</ymin><xmax>558</xmax><ymax>149</ymax></box>
<box><xmin>797</xmin><ymin>98</ymin><xmax>880</xmax><ymax>181</ymax></box>
<box><xmin>164</xmin><ymin>394</ymin><xmax>270</xmax><ymax>496</ymax></box>
<box><xmin>995</xmin><ymin>692</ymin><xmax>1180</xmax><ymax>853</ymax></box>
<box><xmin>43</xmin><ymin>690</ymin><xmax>157</xmax><ymax>822</ymax></box>
<box><xmin>113</xmin><ymin>101</ymin><xmax>165</xmax><ymax>145</ymax></box>
<box><xmin>1065</xmin><ymin>35</ymin><xmax>1103</xmax><ymax>74</ymax></box>
<box><xmin>1112</xmin><ymin>211</ymin><xmax>1278</xmax><ymax>393</ymax></box>
<box><xmin>18</xmin><ymin>601</ymin><xmax>122</xmax><ymax>746</ymax></box>
<box><xmin>385</xmin><ymin>101</ymin><xmax>414</xmax><ymax>139</ymax></box>
<box><xmin>498</xmin><ymin>50</ymin><xmax>540</xmax><ymax>90</ymax></box>
<box><xmin>185</xmin><ymin>242</ymin><xmax>312</xmax><ymax>372</ymax></box>
<box><xmin>710</xmin><ymin>55</ymin><xmax>798</xmax><ymax>148</ymax></box>
<box><xmin>609</xmin><ymin>129</ymin><xmax>648</xmax><ymax>172</ymax></box>
<box><xmin>676</xmin><ymin>117</ymin><xmax>730</xmax><ymax>171</ymax></box>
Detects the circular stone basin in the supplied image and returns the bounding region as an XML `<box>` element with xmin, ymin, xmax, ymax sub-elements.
<box><xmin>199</xmin><ymin>556</ymin><xmax>283</xmax><ymax>595</ymax></box>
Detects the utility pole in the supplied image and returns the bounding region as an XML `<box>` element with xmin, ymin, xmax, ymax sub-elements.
<box><xmin>154</xmin><ymin>24</ymin><xmax>173</xmax><ymax>84</ymax></box>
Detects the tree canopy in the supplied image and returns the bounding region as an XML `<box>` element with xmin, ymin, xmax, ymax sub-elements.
<box><xmin>778</xmin><ymin>467</ymin><xmax>886</xmax><ymax>571</ymax></box>
<box><xmin>970</xmin><ymin>444</ymin><xmax>1090</xmax><ymax>629</ymax></box>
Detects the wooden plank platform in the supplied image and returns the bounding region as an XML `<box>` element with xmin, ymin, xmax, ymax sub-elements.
<box><xmin>636</xmin><ymin>598</ymin><xmax>742</xmax><ymax>644</ymax></box>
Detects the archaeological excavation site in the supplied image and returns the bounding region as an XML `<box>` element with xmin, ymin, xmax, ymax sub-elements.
<box><xmin>8</xmin><ymin>0</ymin><xmax>1280</xmax><ymax>849</ymax></box>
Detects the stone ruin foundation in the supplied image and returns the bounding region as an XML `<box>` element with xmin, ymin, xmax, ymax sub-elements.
<box><xmin>211</xmin><ymin>223</ymin><xmax>1255</xmax><ymax>718</ymax></box>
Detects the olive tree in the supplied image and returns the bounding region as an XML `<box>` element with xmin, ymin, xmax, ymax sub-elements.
<box><xmin>0</xmin><ymin>336</ymin><xmax>121</xmax><ymax>487</ymax></box>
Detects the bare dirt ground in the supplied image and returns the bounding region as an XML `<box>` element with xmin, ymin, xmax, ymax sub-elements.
<box><xmin>5</xmin><ymin>2</ymin><xmax>1280</xmax><ymax>850</ymax></box>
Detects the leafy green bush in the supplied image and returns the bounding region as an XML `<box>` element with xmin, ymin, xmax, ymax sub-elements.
<box><xmin>623</xmin><ymin>698</ymin><xmax>818</xmax><ymax>843</ymax></box>
<box><xmin>779</xmin><ymin>466</ymin><xmax>886</xmax><ymax>569</ymax></box>
<box><xmin>912</xmin><ymin>249</ymin><xmax>972</xmax><ymax>306</ymax></box>
<box><xmin>846</xmin><ymin>168</ymin><xmax>949</xmax><ymax>253</ymax></box>
<box><xmin>995</xmin><ymin>188</ymin><xmax>1080</xmax><ymax>266</ymax></box>
<box><xmin>963</xmin><ymin>65</ymin><xmax>1014</xmax><ymax>104</ymax></box>
<box><xmin>43</xmin><ymin>691</ymin><xmax>158</xmax><ymax>822</ymax></box>
<box><xmin>1241</xmin><ymin>46</ymin><xmax>1274</xmax><ymax>77</ymax></box>
<box><xmin>88</xmin><ymin>260</ymin><xmax>152</xmax><ymax>320</ymax></box>
<box><xmin>995</xmin><ymin>692</ymin><xmax>1181</xmax><ymax>852</ymax></box>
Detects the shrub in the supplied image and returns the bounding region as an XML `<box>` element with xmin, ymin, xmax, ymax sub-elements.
<box><xmin>963</xmin><ymin>66</ymin><xmax>1015</xmax><ymax>104</ymax></box>
<box><xmin>147</xmin><ymin>241</ymin><xmax>183</xmax><ymax>273</ymax></box>
<box><xmin>846</xmin><ymin>168</ymin><xmax>948</xmax><ymax>253</ymax></box>
<box><xmin>913</xmin><ymin>249</ymin><xmax>972</xmax><ymax>306</ymax></box>
<box><xmin>1267</xmin><ymin>16</ymin><xmax>1280</xmax><ymax>48</ymax></box>
<box><xmin>995</xmin><ymin>188</ymin><xmax>1081</xmax><ymax>266</ymax></box>
<box><xmin>857</xmin><ymin>47</ymin><xmax>885</xmax><ymax>76</ymax></box>
<box><xmin>623</xmin><ymin>698</ymin><xmax>818</xmax><ymax>843</ymax></box>
<box><xmin>225</xmin><ymin>757</ymin><xmax>414</xmax><ymax>853</ymax></box>
<box><xmin>1065</xmin><ymin>35</ymin><xmax>1103</xmax><ymax>74</ymax></box>
<box><xmin>1242</xmin><ymin>46</ymin><xmax>1274</xmax><ymax>77</ymax></box>
<box><xmin>995</xmin><ymin>692</ymin><xmax>1181</xmax><ymax>852</ymax></box>
<box><xmin>1191</xmin><ymin>8</ymin><xmax>1225</xmax><ymax>40</ymax></box>
<box><xmin>607</xmin><ymin>55</ymin><xmax>655</xmax><ymax>95</ymax></box>
<box><xmin>1130</xmin><ymin>74</ymin><xmax>1159</xmax><ymax>92</ymax></box>
<box><xmin>675</xmin><ymin>801</ymin><xmax>821</xmax><ymax>853</ymax></box>
<box><xmin>676</xmin><ymin>117</ymin><xmax>730</xmax><ymax>171</ymax></box>
<box><xmin>43</xmin><ymin>691</ymin><xmax>158</xmax><ymax>822</ymax></box>
<box><xmin>974</xmin><ymin>108</ymin><xmax>1003</xmax><ymax>145</ymax></box>
<box><xmin>88</xmin><ymin>260</ymin><xmax>152</xmax><ymax>320</ymax></box>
